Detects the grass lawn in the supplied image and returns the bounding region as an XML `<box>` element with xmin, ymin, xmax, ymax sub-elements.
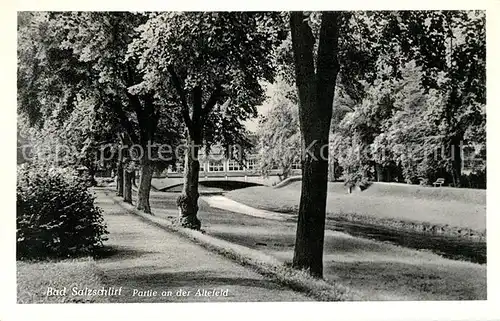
<box><xmin>195</xmin><ymin>198</ymin><xmax>486</xmax><ymax>300</ymax></box>
<box><xmin>225</xmin><ymin>181</ymin><xmax>486</xmax><ymax>233</ymax></box>
<box><xmin>17</xmin><ymin>258</ymin><xmax>110</xmax><ymax>304</ymax></box>
<box><xmin>143</xmin><ymin>191</ymin><xmax>486</xmax><ymax>300</ymax></box>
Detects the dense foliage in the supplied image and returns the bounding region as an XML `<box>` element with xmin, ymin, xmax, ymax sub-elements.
<box><xmin>331</xmin><ymin>12</ymin><xmax>486</xmax><ymax>189</ymax></box>
<box><xmin>129</xmin><ymin>12</ymin><xmax>286</xmax><ymax>152</ymax></box>
<box><xmin>270</xmin><ymin>11</ymin><xmax>486</xmax><ymax>188</ymax></box>
<box><xmin>257</xmin><ymin>79</ymin><xmax>301</xmax><ymax>180</ymax></box>
<box><xmin>16</xmin><ymin>165</ymin><xmax>108</xmax><ymax>259</ymax></box>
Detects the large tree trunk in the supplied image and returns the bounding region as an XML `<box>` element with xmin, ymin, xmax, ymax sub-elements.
<box><xmin>116</xmin><ymin>160</ymin><xmax>124</xmax><ymax>196</ymax></box>
<box><xmin>328</xmin><ymin>160</ymin><xmax>336</xmax><ymax>182</ymax></box>
<box><xmin>375</xmin><ymin>163</ymin><xmax>384</xmax><ymax>182</ymax></box>
<box><xmin>137</xmin><ymin>160</ymin><xmax>154</xmax><ymax>213</ymax></box>
<box><xmin>169</xmin><ymin>82</ymin><xmax>210</xmax><ymax>230</ymax></box>
<box><xmin>123</xmin><ymin>167</ymin><xmax>133</xmax><ymax>204</ymax></box>
<box><xmin>290</xmin><ymin>12</ymin><xmax>340</xmax><ymax>278</ymax></box>
<box><xmin>167</xmin><ymin>67</ymin><xmax>224</xmax><ymax>229</ymax></box>
<box><xmin>177</xmin><ymin>137</ymin><xmax>201</xmax><ymax>229</ymax></box>
<box><xmin>450</xmin><ymin>135</ymin><xmax>463</xmax><ymax>187</ymax></box>
<box><xmin>87</xmin><ymin>161</ymin><xmax>97</xmax><ymax>186</ymax></box>
<box><xmin>294</xmin><ymin>140</ymin><xmax>330</xmax><ymax>277</ymax></box>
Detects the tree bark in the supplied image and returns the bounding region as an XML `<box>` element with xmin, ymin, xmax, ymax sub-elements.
<box><xmin>137</xmin><ymin>160</ymin><xmax>154</xmax><ymax>213</ymax></box>
<box><xmin>450</xmin><ymin>135</ymin><xmax>463</xmax><ymax>187</ymax></box>
<box><xmin>123</xmin><ymin>167</ymin><xmax>133</xmax><ymax>204</ymax></box>
<box><xmin>177</xmin><ymin>137</ymin><xmax>201</xmax><ymax>229</ymax></box>
<box><xmin>290</xmin><ymin>12</ymin><xmax>340</xmax><ymax>278</ymax></box>
<box><xmin>87</xmin><ymin>161</ymin><xmax>97</xmax><ymax>186</ymax></box>
<box><xmin>116</xmin><ymin>160</ymin><xmax>124</xmax><ymax>196</ymax></box>
<box><xmin>170</xmin><ymin>83</ymin><xmax>210</xmax><ymax>230</ymax></box>
<box><xmin>131</xmin><ymin>171</ymin><xmax>137</xmax><ymax>187</ymax></box>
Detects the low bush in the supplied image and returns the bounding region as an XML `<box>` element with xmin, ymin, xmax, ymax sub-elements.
<box><xmin>461</xmin><ymin>170</ymin><xmax>486</xmax><ymax>189</ymax></box>
<box><xmin>16</xmin><ymin>164</ymin><xmax>108</xmax><ymax>259</ymax></box>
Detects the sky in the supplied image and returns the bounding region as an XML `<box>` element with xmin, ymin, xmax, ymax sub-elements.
<box><xmin>242</xmin><ymin>101</ymin><xmax>271</xmax><ymax>133</ymax></box>
<box><xmin>242</xmin><ymin>82</ymin><xmax>275</xmax><ymax>133</ymax></box>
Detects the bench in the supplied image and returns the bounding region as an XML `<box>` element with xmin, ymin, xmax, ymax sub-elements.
<box><xmin>433</xmin><ymin>178</ymin><xmax>445</xmax><ymax>187</ymax></box>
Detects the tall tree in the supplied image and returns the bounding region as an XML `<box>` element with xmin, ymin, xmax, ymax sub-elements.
<box><xmin>130</xmin><ymin>12</ymin><xmax>285</xmax><ymax>229</ymax></box>
<box><xmin>289</xmin><ymin>12</ymin><xmax>340</xmax><ymax>277</ymax></box>
<box><xmin>325</xmin><ymin>11</ymin><xmax>485</xmax><ymax>188</ymax></box>
<box><xmin>275</xmin><ymin>12</ymin><xmax>391</xmax><ymax>184</ymax></box>
<box><xmin>257</xmin><ymin>79</ymin><xmax>301</xmax><ymax>181</ymax></box>
<box><xmin>371</xmin><ymin>62</ymin><xmax>449</xmax><ymax>185</ymax></box>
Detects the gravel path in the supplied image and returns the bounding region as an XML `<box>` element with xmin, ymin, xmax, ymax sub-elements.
<box><xmin>93</xmin><ymin>189</ymin><xmax>311</xmax><ymax>303</ymax></box>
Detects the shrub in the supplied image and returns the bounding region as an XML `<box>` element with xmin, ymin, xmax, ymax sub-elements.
<box><xmin>342</xmin><ymin>166</ymin><xmax>372</xmax><ymax>189</ymax></box>
<box><xmin>16</xmin><ymin>164</ymin><xmax>108</xmax><ymax>260</ymax></box>
<box><xmin>461</xmin><ymin>169</ymin><xmax>486</xmax><ymax>189</ymax></box>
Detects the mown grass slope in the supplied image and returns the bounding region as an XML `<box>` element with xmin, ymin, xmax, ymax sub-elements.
<box><xmin>225</xmin><ymin>182</ymin><xmax>486</xmax><ymax>232</ymax></box>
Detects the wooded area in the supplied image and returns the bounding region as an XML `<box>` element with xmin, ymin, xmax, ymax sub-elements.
<box><xmin>17</xmin><ymin>11</ymin><xmax>485</xmax><ymax>277</ymax></box>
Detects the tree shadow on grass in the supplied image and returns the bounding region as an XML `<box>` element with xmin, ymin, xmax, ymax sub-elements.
<box><xmin>208</xmin><ymin>228</ymin><xmax>396</xmax><ymax>256</ymax></box>
<box><xmin>324</xmin><ymin>260</ymin><xmax>486</xmax><ymax>301</ymax></box>
<box><xmin>101</xmin><ymin>269</ymin><xmax>285</xmax><ymax>291</ymax></box>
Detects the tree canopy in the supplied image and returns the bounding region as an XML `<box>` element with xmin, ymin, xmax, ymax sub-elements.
<box><xmin>330</xmin><ymin>10</ymin><xmax>485</xmax><ymax>188</ymax></box>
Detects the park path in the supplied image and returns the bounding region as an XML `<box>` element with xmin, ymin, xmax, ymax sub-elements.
<box><xmin>92</xmin><ymin>188</ymin><xmax>311</xmax><ymax>303</ymax></box>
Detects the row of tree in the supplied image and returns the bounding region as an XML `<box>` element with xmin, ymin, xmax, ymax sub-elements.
<box><xmin>18</xmin><ymin>11</ymin><xmax>485</xmax><ymax>278</ymax></box>
<box><xmin>18</xmin><ymin>12</ymin><xmax>285</xmax><ymax>229</ymax></box>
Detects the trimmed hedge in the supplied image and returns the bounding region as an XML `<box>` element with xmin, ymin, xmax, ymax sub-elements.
<box><xmin>16</xmin><ymin>165</ymin><xmax>108</xmax><ymax>259</ymax></box>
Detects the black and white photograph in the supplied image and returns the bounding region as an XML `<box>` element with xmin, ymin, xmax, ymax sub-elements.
<box><xmin>3</xmin><ymin>2</ymin><xmax>499</xmax><ymax>320</ymax></box>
